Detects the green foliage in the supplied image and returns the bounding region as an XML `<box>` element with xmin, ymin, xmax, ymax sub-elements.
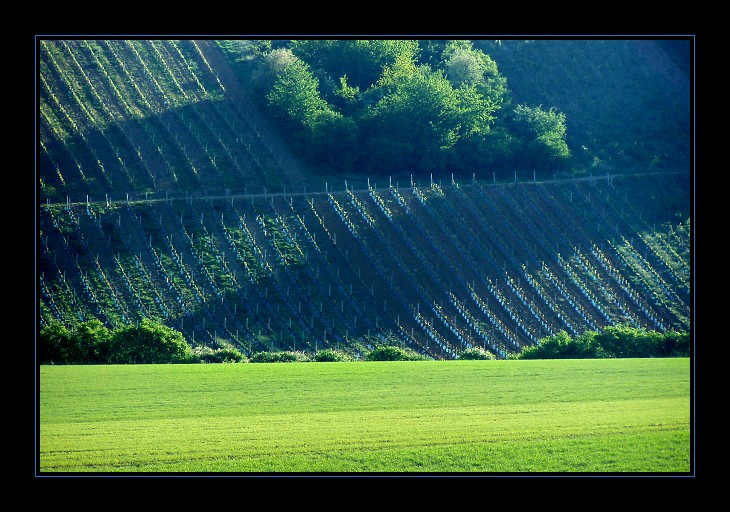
<box><xmin>511</xmin><ymin>104</ymin><xmax>571</xmax><ymax>170</ymax></box>
<box><xmin>291</xmin><ymin>39</ymin><xmax>420</xmax><ymax>92</ymax></box>
<box><xmin>590</xmin><ymin>325</ymin><xmax>689</xmax><ymax>358</ymax></box>
<box><xmin>444</xmin><ymin>44</ymin><xmax>489</xmax><ymax>86</ymax></box>
<box><xmin>250</xmin><ymin>39</ymin><xmax>568</xmax><ymax>178</ymax></box>
<box><xmin>75</xmin><ymin>318</ymin><xmax>112</xmax><ymax>363</ymax></box>
<box><xmin>192</xmin><ymin>345</ymin><xmax>247</xmax><ymax>363</ymax></box>
<box><xmin>474</xmin><ymin>39</ymin><xmax>690</xmax><ymax>171</ymax></box>
<box><xmin>39</xmin><ymin>318</ymin><xmax>194</xmax><ymax>364</ymax></box>
<box><xmin>442</xmin><ymin>40</ymin><xmax>510</xmax><ymax>110</ymax></box>
<box><xmin>108</xmin><ymin>319</ymin><xmax>195</xmax><ymax>364</ymax></box>
<box><xmin>314</xmin><ymin>349</ymin><xmax>353</xmax><ymax>362</ymax></box>
<box><xmin>266</xmin><ymin>56</ymin><xmax>338</xmax><ymax>131</ymax></box>
<box><xmin>250</xmin><ymin>350</ymin><xmax>311</xmax><ymax>363</ymax></box>
<box><xmin>305</xmin><ymin>109</ymin><xmax>359</xmax><ymax>171</ymax></box>
<box><xmin>360</xmin><ymin>56</ymin><xmax>468</xmax><ymax>173</ymax></box>
<box><xmin>264</xmin><ymin>52</ymin><xmax>354</xmax><ymax>170</ymax></box>
<box><xmin>39</xmin><ymin>319</ymin><xmax>111</xmax><ymax>364</ymax></box>
<box><xmin>518</xmin><ymin>326</ymin><xmax>690</xmax><ymax>359</ymax></box>
<box><xmin>457</xmin><ymin>346</ymin><xmax>496</xmax><ymax>360</ymax></box>
<box><xmin>658</xmin><ymin>330</ymin><xmax>691</xmax><ymax>357</ymax></box>
<box><xmin>365</xmin><ymin>345</ymin><xmax>428</xmax><ymax>361</ymax></box>
<box><xmin>218</xmin><ymin>40</ymin><xmax>273</xmax><ymax>64</ymax></box>
<box><xmin>518</xmin><ymin>330</ymin><xmax>594</xmax><ymax>359</ymax></box>
<box><xmin>251</xmin><ymin>47</ymin><xmax>297</xmax><ymax>92</ymax></box>
<box><xmin>39</xmin><ymin>321</ymin><xmax>76</xmax><ymax>364</ymax></box>
<box><xmin>39</xmin><ymin>318</ymin><xmax>688</xmax><ymax>366</ymax></box>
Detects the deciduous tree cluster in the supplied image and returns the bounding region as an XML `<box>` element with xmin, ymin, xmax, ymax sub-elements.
<box><xmin>249</xmin><ymin>40</ymin><xmax>571</xmax><ymax>178</ymax></box>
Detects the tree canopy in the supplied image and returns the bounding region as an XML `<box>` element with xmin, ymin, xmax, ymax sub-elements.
<box><xmin>249</xmin><ymin>39</ymin><xmax>570</xmax><ymax>179</ymax></box>
<box><xmin>39</xmin><ymin>318</ymin><xmax>195</xmax><ymax>365</ymax></box>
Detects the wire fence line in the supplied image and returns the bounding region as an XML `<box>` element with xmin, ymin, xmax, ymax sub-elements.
<box><xmin>39</xmin><ymin>169</ymin><xmax>687</xmax><ymax>209</ymax></box>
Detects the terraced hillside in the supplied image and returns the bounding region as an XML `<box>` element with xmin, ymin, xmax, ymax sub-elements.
<box><xmin>37</xmin><ymin>39</ymin><xmax>691</xmax><ymax>359</ymax></box>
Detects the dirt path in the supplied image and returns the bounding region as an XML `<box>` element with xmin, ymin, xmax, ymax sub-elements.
<box><xmin>193</xmin><ymin>40</ymin><xmax>311</xmax><ymax>193</ymax></box>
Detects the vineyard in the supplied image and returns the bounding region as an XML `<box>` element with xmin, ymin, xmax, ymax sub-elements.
<box><xmin>36</xmin><ymin>39</ymin><xmax>692</xmax><ymax>359</ymax></box>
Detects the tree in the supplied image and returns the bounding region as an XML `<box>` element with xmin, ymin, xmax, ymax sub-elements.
<box><xmin>453</xmin><ymin>84</ymin><xmax>498</xmax><ymax>140</ymax></box>
<box><xmin>251</xmin><ymin>47</ymin><xmax>297</xmax><ymax>92</ymax></box>
<box><xmin>39</xmin><ymin>320</ymin><xmax>75</xmax><ymax>364</ymax></box>
<box><xmin>74</xmin><ymin>318</ymin><xmax>111</xmax><ymax>363</ymax></box>
<box><xmin>444</xmin><ymin>44</ymin><xmax>488</xmax><ymax>87</ymax></box>
<box><xmin>306</xmin><ymin>109</ymin><xmax>359</xmax><ymax>173</ymax></box>
<box><xmin>291</xmin><ymin>39</ymin><xmax>420</xmax><ymax>92</ymax></box>
<box><xmin>108</xmin><ymin>319</ymin><xmax>193</xmax><ymax>364</ymax></box>
<box><xmin>267</xmin><ymin>56</ymin><xmax>333</xmax><ymax>129</ymax></box>
<box><xmin>511</xmin><ymin>104</ymin><xmax>571</xmax><ymax>171</ymax></box>
<box><xmin>38</xmin><ymin>319</ymin><xmax>111</xmax><ymax>364</ymax></box>
<box><xmin>264</xmin><ymin>52</ymin><xmax>361</xmax><ymax>173</ymax></box>
<box><xmin>442</xmin><ymin>41</ymin><xmax>510</xmax><ymax>110</ymax></box>
<box><xmin>255</xmin><ymin>39</ymin><xmax>570</xmax><ymax>178</ymax></box>
<box><xmin>360</xmin><ymin>55</ymin><xmax>465</xmax><ymax>174</ymax></box>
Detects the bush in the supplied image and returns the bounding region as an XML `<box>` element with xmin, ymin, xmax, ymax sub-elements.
<box><xmin>39</xmin><ymin>318</ymin><xmax>196</xmax><ymax>364</ymax></box>
<box><xmin>193</xmin><ymin>345</ymin><xmax>247</xmax><ymax>363</ymax></box>
<box><xmin>659</xmin><ymin>330</ymin><xmax>690</xmax><ymax>357</ymax></box>
<box><xmin>365</xmin><ymin>345</ymin><xmax>428</xmax><ymax>361</ymax></box>
<box><xmin>518</xmin><ymin>330</ymin><xmax>594</xmax><ymax>359</ymax></box>
<box><xmin>519</xmin><ymin>326</ymin><xmax>691</xmax><ymax>359</ymax></box>
<box><xmin>250</xmin><ymin>351</ymin><xmax>311</xmax><ymax>363</ymax></box>
<box><xmin>39</xmin><ymin>319</ymin><xmax>111</xmax><ymax>364</ymax></box>
<box><xmin>458</xmin><ymin>347</ymin><xmax>496</xmax><ymax>360</ymax></box>
<box><xmin>108</xmin><ymin>319</ymin><xmax>195</xmax><ymax>364</ymax></box>
<box><xmin>314</xmin><ymin>349</ymin><xmax>352</xmax><ymax>362</ymax></box>
<box><xmin>39</xmin><ymin>321</ymin><xmax>78</xmax><ymax>364</ymax></box>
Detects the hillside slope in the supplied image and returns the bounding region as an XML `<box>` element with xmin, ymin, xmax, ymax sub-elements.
<box><xmin>36</xmin><ymin>39</ymin><xmax>692</xmax><ymax>359</ymax></box>
<box><xmin>474</xmin><ymin>39</ymin><xmax>691</xmax><ymax>171</ymax></box>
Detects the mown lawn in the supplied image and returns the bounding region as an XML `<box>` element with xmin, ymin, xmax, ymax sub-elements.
<box><xmin>37</xmin><ymin>358</ymin><xmax>691</xmax><ymax>474</ymax></box>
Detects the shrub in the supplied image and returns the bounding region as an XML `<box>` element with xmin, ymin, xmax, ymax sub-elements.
<box><xmin>314</xmin><ymin>349</ymin><xmax>352</xmax><ymax>362</ymax></box>
<box><xmin>519</xmin><ymin>325</ymin><xmax>691</xmax><ymax>359</ymax></box>
<box><xmin>365</xmin><ymin>345</ymin><xmax>428</xmax><ymax>361</ymax></box>
<box><xmin>518</xmin><ymin>330</ymin><xmax>594</xmax><ymax>359</ymax></box>
<box><xmin>108</xmin><ymin>319</ymin><xmax>195</xmax><ymax>364</ymax></box>
<box><xmin>659</xmin><ymin>330</ymin><xmax>690</xmax><ymax>357</ymax></box>
<box><xmin>216</xmin><ymin>347</ymin><xmax>247</xmax><ymax>363</ymax></box>
<box><xmin>458</xmin><ymin>346</ymin><xmax>496</xmax><ymax>360</ymax></box>
<box><xmin>38</xmin><ymin>321</ymin><xmax>76</xmax><ymax>364</ymax></box>
<box><xmin>39</xmin><ymin>319</ymin><xmax>112</xmax><ymax>364</ymax></box>
<box><xmin>250</xmin><ymin>351</ymin><xmax>311</xmax><ymax>363</ymax></box>
<box><xmin>193</xmin><ymin>345</ymin><xmax>247</xmax><ymax>363</ymax></box>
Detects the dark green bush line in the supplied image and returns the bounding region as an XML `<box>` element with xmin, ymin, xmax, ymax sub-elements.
<box><xmin>515</xmin><ymin>325</ymin><xmax>690</xmax><ymax>359</ymax></box>
<box><xmin>249</xmin><ymin>350</ymin><xmax>311</xmax><ymax>363</ymax></box>
<box><xmin>38</xmin><ymin>319</ymin><xmax>689</xmax><ymax>365</ymax></box>
<box><xmin>458</xmin><ymin>347</ymin><xmax>497</xmax><ymax>360</ymax></box>
<box><xmin>364</xmin><ymin>345</ymin><xmax>430</xmax><ymax>361</ymax></box>
<box><xmin>39</xmin><ymin>318</ymin><xmax>198</xmax><ymax>365</ymax></box>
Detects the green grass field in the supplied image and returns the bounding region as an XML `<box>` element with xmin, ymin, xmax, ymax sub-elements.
<box><xmin>38</xmin><ymin>358</ymin><xmax>691</xmax><ymax>474</ymax></box>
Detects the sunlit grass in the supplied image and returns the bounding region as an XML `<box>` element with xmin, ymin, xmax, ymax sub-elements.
<box><xmin>39</xmin><ymin>358</ymin><xmax>691</xmax><ymax>473</ymax></box>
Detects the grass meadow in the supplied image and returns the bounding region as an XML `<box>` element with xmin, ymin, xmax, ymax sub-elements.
<box><xmin>38</xmin><ymin>358</ymin><xmax>691</xmax><ymax>474</ymax></box>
